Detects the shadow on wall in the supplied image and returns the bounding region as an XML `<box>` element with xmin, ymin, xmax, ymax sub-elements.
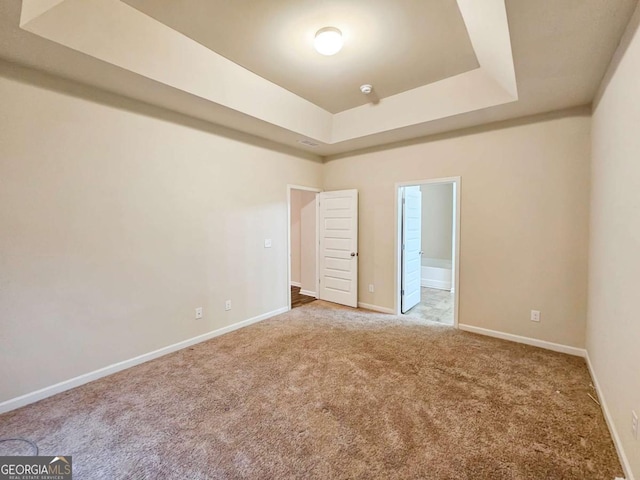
<box><xmin>0</xmin><ymin>61</ymin><xmax>321</xmax><ymax>163</ymax></box>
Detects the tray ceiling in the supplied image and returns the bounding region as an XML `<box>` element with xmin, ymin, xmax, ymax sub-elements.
<box><xmin>16</xmin><ymin>0</ymin><xmax>517</xmax><ymax>147</ymax></box>
<box><xmin>122</xmin><ymin>0</ymin><xmax>480</xmax><ymax>114</ymax></box>
<box><xmin>0</xmin><ymin>0</ymin><xmax>637</xmax><ymax>156</ymax></box>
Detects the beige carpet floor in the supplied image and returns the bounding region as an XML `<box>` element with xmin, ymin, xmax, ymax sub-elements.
<box><xmin>0</xmin><ymin>301</ymin><xmax>622</xmax><ymax>479</ymax></box>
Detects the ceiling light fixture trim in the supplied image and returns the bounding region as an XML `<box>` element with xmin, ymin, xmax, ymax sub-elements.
<box><xmin>314</xmin><ymin>27</ymin><xmax>343</xmax><ymax>56</ymax></box>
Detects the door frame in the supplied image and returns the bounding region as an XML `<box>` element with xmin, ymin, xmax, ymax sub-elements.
<box><xmin>287</xmin><ymin>184</ymin><xmax>322</xmax><ymax>311</ymax></box>
<box><xmin>394</xmin><ymin>177</ymin><xmax>461</xmax><ymax>327</ymax></box>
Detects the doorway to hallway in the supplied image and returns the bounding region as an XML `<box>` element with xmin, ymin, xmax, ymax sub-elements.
<box><xmin>288</xmin><ymin>187</ymin><xmax>319</xmax><ymax>310</ymax></box>
<box><xmin>287</xmin><ymin>186</ymin><xmax>360</xmax><ymax>310</ymax></box>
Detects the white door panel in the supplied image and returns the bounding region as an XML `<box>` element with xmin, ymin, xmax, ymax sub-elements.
<box><xmin>319</xmin><ymin>190</ymin><xmax>358</xmax><ymax>308</ymax></box>
<box><xmin>402</xmin><ymin>186</ymin><xmax>422</xmax><ymax>313</ymax></box>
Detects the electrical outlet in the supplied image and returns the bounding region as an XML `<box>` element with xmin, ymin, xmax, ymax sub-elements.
<box><xmin>195</xmin><ymin>307</ymin><xmax>203</xmax><ymax>319</ymax></box>
<box><xmin>225</xmin><ymin>300</ymin><xmax>232</xmax><ymax>311</ymax></box>
<box><xmin>530</xmin><ymin>310</ymin><xmax>541</xmax><ymax>322</ymax></box>
<box><xmin>632</xmin><ymin>410</ymin><xmax>638</xmax><ymax>440</ymax></box>
<box><xmin>264</xmin><ymin>239</ymin><xmax>272</xmax><ymax>248</ymax></box>
<box><xmin>368</xmin><ymin>284</ymin><xmax>374</xmax><ymax>293</ymax></box>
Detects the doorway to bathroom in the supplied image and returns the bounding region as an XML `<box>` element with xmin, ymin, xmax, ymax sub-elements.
<box><xmin>396</xmin><ymin>178</ymin><xmax>460</xmax><ymax>326</ymax></box>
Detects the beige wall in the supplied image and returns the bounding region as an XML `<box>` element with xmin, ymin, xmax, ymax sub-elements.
<box><xmin>0</xmin><ymin>60</ymin><xmax>597</xmax><ymax>413</ymax></box>
<box><xmin>588</xmin><ymin>4</ymin><xmax>640</xmax><ymax>477</ymax></box>
<box><xmin>325</xmin><ymin>109</ymin><xmax>591</xmax><ymax>348</ymax></box>
<box><xmin>420</xmin><ymin>183</ymin><xmax>453</xmax><ymax>265</ymax></box>
<box><xmin>0</xmin><ymin>63</ymin><xmax>323</xmax><ymax>403</ymax></box>
<box><xmin>290</xmin><ymin>189</ymin><xmax>301</xmax><ymax>285</ymax></box>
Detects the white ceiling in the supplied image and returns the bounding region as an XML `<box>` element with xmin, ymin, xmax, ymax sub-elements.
<box><xmin>121</xmin><ymin>0</ymin><xmax>479</xmax><ymax>114</ymax></box>
<box><xmin>0</xmin><ymin>0</ymin><xmax>637</xmax><ymax>156</ymax></box>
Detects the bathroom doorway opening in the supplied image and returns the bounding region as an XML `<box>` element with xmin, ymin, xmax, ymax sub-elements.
<box><xmin>395</xmin><ymin>178</ymin><xmax>460</xmax><ymax>326</ymax></box>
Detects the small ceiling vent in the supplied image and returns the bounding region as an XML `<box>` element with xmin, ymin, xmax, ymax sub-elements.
<box><xmin>298</xmin><ymin>139</ymin><xmax>320</xmax><ymax>147</ymax></box>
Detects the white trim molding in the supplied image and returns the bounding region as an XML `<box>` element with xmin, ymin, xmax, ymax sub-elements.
<box><xmin>458</xmin><ymin>324</ymin><xmax>587</xmax><ymax>357</ymax></box>
<box><xmin>585</xmin><ymin>353</ymin><xmax>635</xmax><ymax>480</ymax></box>
<box><xmin>290</xmin><ymin>281</ymin><xmax>301</xmax><ymax>288</ymax></box>
<box><xmin>358</xmin><ymin>302</ymin><xmax>395</xmax><ymax>314</ymax></box>
<box><xmin>0</xmin><ymin>306</ymin><xmax>289</xmax><ymax>415</ymax></box>
<box><xmin>300</xmin><ymin>289</ymin><xmax>317</xmax><ymax>298</ymax></box>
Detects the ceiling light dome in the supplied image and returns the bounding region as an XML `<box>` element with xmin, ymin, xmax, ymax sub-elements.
<box><xmin>314</xmin><ymin>27</ymin><xmax>343</xmax><ymax>56</ymax></box>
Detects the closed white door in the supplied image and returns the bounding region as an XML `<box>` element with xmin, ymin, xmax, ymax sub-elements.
<box><xmin>402</xmin><ymin>186</ymin><xmax>422</xmax><ymax>313</ymax></box>
<box><xmin>319</xmin><ymin>190</ymin><xmax>358</xmax><ymax>308</ymax></box>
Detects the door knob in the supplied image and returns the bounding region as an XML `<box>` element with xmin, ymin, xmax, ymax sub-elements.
<box><xmin>350</xmin><ymin>252</ymin><xmax>358</xmax><ymax>257</ymax></box>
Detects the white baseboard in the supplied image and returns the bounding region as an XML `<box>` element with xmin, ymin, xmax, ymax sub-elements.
<box><xmin>585</xmin><ymin>352</ymin><xmax>634</xmax><ymax>480</ymax></box>
<box><xmin>358</xmin><ymin>302</ymin><xmax>395</xmax><ymax>314</ymax></box>
<box><xmin>458</xmin><ymin>324</ymin><xmax>586</xmax><ymax>357</ymax></box>
<box><xmin>300</xmin><ymin>289</ymin><xmax>317</xmax><ymax>298</ymax></box>
<box><xmin>290</xmin><ymin>281</ymin><xmax>301</xmax><ymax>288</ymax></box>
<box><xmin>0</xmin><ymin>306</ymin><xmax>289</xmax><ymax>415</ymax></box>
<box><xmin>420</xmin><ymin>279</ymin><xmax>452</xmax><ymax>290</ymax></box>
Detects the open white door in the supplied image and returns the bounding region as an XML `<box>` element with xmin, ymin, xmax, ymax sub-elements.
<box><xmin>402</xmin><ymin>186</ymin><xmax>422</xmax><ymax>313</ymax></box>
<box><xmin>318</xmin><ymin>190</ymin><xmax>358</xmax><ymax>307</ymax></box>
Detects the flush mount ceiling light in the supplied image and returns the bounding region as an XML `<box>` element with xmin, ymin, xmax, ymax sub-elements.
<box><xmin>314</xmin><ymin>27</ymin><xmax>343</xmax><ymax>56</ymax></box>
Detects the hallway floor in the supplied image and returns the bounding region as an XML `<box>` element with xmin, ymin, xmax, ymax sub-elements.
<box><xmin>291</xmin><ymin>285</ymin><xmax>316</xmax><ymax>309</ymax></box>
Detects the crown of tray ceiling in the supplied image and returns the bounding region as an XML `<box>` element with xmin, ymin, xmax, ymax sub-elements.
<box><xmin>19</xmin><ymin>0</ymin><xmax>518</xmax><ymax>151</ymax></box>
<box><xmin>10</xmin><ymin>0</ymin><xmax>636</xmax><ymax>156</ymax></box>
<box><xmin>121</xmin><ymin>0</ymin><xmax>482</xmax><ymax>114</ymax></box>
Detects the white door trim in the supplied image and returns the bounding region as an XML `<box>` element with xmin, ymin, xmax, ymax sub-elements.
<box><xmin>287</xmin><ymin>185</ymin><xmax>322</xmax><ymax>311</ymax></box>
<box><xmin>394</xmin><ymin>177</ymin><xmax>461</xmax><ymax>328</ymax></box>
